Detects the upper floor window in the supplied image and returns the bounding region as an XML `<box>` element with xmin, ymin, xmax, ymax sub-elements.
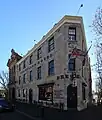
<box><xmin>30</xmin><ymin>70</ymin><xmax>33</xmax><ymax>81</ymax></box>
<box><xmin>68</xmin><ymin>27</ymin><xmax>76</xmax><ymax>41</ymax></box>
<box><xmin>19</xmin><ymin>76</ymin><xmax>21</xmax><ymax>84</ymax></box>
<box><xmin>48</xmin><ymin>60</ymin><xmax>54</xmax><ymax>76</ymax></box>
<box><xmin>23</xmin><ymin>60</ymin><xmax>26</xmax><ymax>69</ymax></box>
<box><xmin>37</xmin><ymin>47</ymin><xmax>42</xmax><ymax>60</ymax></box>
<box><xmin>29</xmin><ymin>54</ymin><xmax>33</xmax><ymax>64</ymax></box>
<box><xmin>68</xmin><ymin>54</ymin><xmax>75</xmax><ymax>71</ymax></box>
<box><xmin>19</xmin><ymin>64</ymin><xmax>21</xmax><ymax>71</ymax></box>
<box><xmin>37</xmin><ymin>66</ymin><xmax>41</xmax><ymax>79</ymax></box>
<box><xmin>23</xmin><ymin>73</ymin><xmax>26</xmax><ymax>83</ymax></box>
<box><xmin>48</xmin><ymin>36</ymin><xmax>54</xmax><ymax>52</ymax></box>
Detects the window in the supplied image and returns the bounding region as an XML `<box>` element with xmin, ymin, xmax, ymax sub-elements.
<box><xmin>68</xmin><ymin>27</ymin><xmax>76</xmax><ymax>41</ymax></box>
<box><xmin>37</xmin><ymin>47</ymin><xmax>42</xmax><ymax>60</ymax></box>
<box><xmin>48</xmin><ymin>60</ymin><xmax>54</xmax><ymax>76</ymax></box>
<box><xmin>29</xmin><ymin>55</ymin><xmax>33</xmax><ymax>64</ymax></box>
<box><xmin>19</xmin><ymin>64</ymin><xmax>21</xmax><ymax>71</ymax></box>
<box><xmin>23</xmin><ymin>89</ymin><xmax>26</xmax><ymax>97</ymax></box>
<box><xmin>13</xmin><ymin>76</ymin><xmax>15</xmax><ymax>82</ymax></box>
<box><xmin>68</xmin><ymin>55</ymin><xmax>75</xmax><ymax>71</ymax></box>
<box><xmin>23</xmin><ymin>60</ymin><xmax>26</xmax><ymax>69</ymax></box>
<box><xmin>48</xmin><ymin>36</ymin><xmax>54</xmax><ymax>52</ymax></box>
<box><xmin>19</xmin><ymin>76</ymin><xmax>21</xmax><ymax>84</ymax></box>
<box><xmin>23</xmin><ymin>73</ymin><xmax>26</xmax><ymax>83</ymax></box>
<box><xmin>14</xmin><ymin>65</ymin><xmax>15</xmax><ymax>72</ymax></box>
<box><xmin>30</xmin><ymin>70</ymin><xmax>33</xmax><ymax>81</ymax></box>
<box><xmin>82</xmin><ymin>83</ymin><xmax>86</xmax><ymax>100</ymax></box>
<box><xmin>37</xmin><ymin>66</ymin><xmax>41</xmax><ymax>79</ymax></box>
<box><xmin>38</xmin><ymin>84</ymin><xmax>53</xmax><ymax>101</ymax></box>
<box><xmin>18</xmin><ymin>89</ymin><xmax>21</xmax><ymax>97</ymax></box>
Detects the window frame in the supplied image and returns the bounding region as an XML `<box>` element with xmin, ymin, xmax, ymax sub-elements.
<box><xmin>48</xmin><ymin>36</ymin><xmax>54</xmax><ymax>52</ymax></box>
<box><xmin>68</xmin><ymin>27</ymin><xmax>76</xmax><ymax>41</ymax></box>
<box><xmin>48</xmin><ymin>60</ymin><xmax>54</xmax><ymax>76</ymax></box>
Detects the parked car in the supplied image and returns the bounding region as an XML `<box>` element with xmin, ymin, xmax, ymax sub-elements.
<box><xmin>0</xmin><ymin>97</ymin><xmax>15</xmax><ymax>112</ymax></box>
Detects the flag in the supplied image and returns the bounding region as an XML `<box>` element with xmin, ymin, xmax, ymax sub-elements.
<box><xmin>82</xmin><ymin>44</ymin><xmax>92</xmax><ymax>66</ymax></box>
<box><xmin>71</xmin><ymin>47</ymin><xmax>85</xmax><ymax>58</ymax></box>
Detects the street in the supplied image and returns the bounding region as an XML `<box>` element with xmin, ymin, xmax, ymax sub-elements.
<box><xmin>0</xmin><ymin>111</ymin><xmax>41</xmax><ymax>120</ymax></box>
<box><xmin>0</xmin><ymin>105</ymin><xmax>102</xmax><ymax>120</ymax></box>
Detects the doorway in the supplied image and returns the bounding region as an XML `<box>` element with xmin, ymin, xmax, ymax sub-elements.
<box><xmin>67</xmin><ymin>84</ymin><xmax>77</xmax><ymax>109</ymax></box>
<box><xmin>12</xmin><ymin>87</ymin><xmax>15</xmax><ymax>103</ymax></box>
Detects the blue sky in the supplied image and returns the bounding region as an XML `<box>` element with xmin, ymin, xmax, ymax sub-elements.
<box><xmin>0</xmin><ymin>0</ymin><xmax>101</xmax><ymax>90</ymax></box>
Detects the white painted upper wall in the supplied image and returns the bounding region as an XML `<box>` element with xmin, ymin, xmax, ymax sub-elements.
<box><xmin>16</xmin><ymin>15</ymin><xmax>85</xmax><ymax>65</ymax></box>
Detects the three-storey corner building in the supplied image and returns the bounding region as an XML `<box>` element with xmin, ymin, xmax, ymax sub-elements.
<box><xmin>7</xmin><ymin>15</ymin><xmax>92</xmax><ymax>111</ymax></box>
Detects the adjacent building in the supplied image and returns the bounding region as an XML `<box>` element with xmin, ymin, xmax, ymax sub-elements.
<box><xmin>7</xmin><ymin>49</ymin><xmax>22</xmax><ymax>101</ymax></box>
<box><xmin>7</xmin><ymin>15</ymin><xmax>92</xmax><ymax>111</ymax></box>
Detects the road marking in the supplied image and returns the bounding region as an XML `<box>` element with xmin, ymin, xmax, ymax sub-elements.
<box><xmin>16</xmin><ymin>109</ymin><xmax>41</xmax><ymax>120</ymax></box>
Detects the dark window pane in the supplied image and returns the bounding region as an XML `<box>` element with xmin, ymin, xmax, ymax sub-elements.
<box><xmin>23</xmin><ymin>60</ymin><xmax>26</xmax><ymax>69</ymax></box>
<box><xmin>19</xmin><ymin>76</ymin><xmax>21</xmax><ymax>84</ymax></box>
<box><xmin>30</xmin><ymin>70</ymin><xmax>33</xmax><ymax>81</ymax></box>
<box><xmin>37</xmin><ymin>66</ymin><xmax>41</xmax><ymax>79</ymax></box>
<box><xmin>23</xmin><ymin>74</ymin><xmax>26</xmax><ymax>83</ymax></box>
<box><xmin>37</xmin><ymin>48</ymin><xmax>42</xmax><ymax>60</ymax></box>
<box><xmin>39</xmin><ymin>84</ymin><xmax>53</xmax><ymax>101</ymax></box>
<box><xmin>48</xmin><ymin>37</ymin><xmax>54</xmax><ymax>52</ymax></box>
<box><xmin>68</xmin><ymin>55</ymin><xmax>75</xmax><ymax>71</ymax></box>
<box><xmin>82</xmin><ymin>83</ymin><xmax>86</xmax><ymax>100</ymax></box>
<box><xmin>19</xmin><ymin>64</ymin><xmax>21</xmax><ymax>71</ymax></box>
<box><xmin>68</xmin><ymin>27</ymin><xmax>76</xmax><ymax>41</ymax></box>
<box><xmin>48</xmin><ymin>60</ymin><xmax>54</xmax><ymax>75</ymax></box>
<box><xmin>30</xmin><ymin>55</ymin><xmax>33</xmax><ymax>64</ymax></box>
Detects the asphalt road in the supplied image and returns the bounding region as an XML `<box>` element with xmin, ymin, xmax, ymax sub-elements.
<box><xmin>0</xmin><ymin>110</ymin><xmax>41</xmax><ymax>120</ymax></box>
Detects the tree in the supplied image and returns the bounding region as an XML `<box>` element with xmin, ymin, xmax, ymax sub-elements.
<box><xmin>0</xmin><ymin>71</ymin><xmax>9</xmax><ymax>99</ymax></box>
<box><xmin>92</xmin><ymin>7</ymin><xmax>102</xmax><ymax>38</ymax></box>
<box><xmin>92</xmin><ymin>7</ymin><xmax>102</xmax><ymax>99</ymax></box>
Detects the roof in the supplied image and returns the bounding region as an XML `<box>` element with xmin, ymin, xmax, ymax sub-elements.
<box><xmin>16</xmin><ymin>15</ymin><xmax>85</xmax><ymax>65</ymax></box>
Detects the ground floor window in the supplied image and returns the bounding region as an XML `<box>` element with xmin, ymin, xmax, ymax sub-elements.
<box><xmin>23</xmin><ymin>89</ymin><xmax>26</xmax><ymax>97</ymax></box>
<box><xmin>18</xmin><ymin>89</ymin><xmax>21</xmax><ymax>97</ymax></box>
<box><xmin>38</xmin><ymin>83</ymin><xmax>54</xmax><ymax>101</ymax></box>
